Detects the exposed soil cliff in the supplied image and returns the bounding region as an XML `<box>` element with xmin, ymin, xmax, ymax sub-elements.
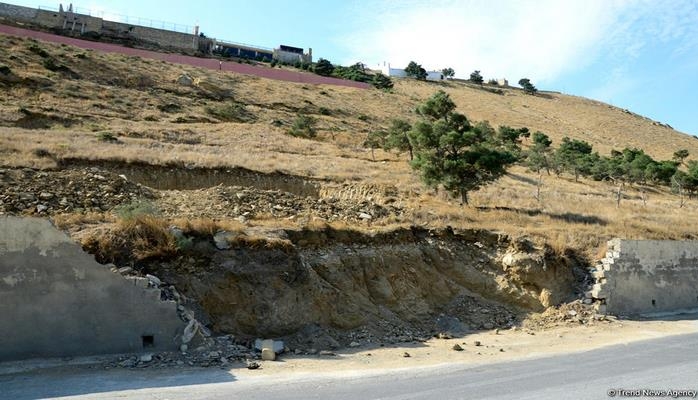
<box><xmin>83</xmin><ymin>224</ymin><xmax>588</xmax><ymax>348</ymax></box>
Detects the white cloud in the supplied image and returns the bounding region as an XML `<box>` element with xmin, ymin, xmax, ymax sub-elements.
<box><xmin>339</xmin><ymin>0</ymin><xmax>626</xmax><ymax>84</ymax></box>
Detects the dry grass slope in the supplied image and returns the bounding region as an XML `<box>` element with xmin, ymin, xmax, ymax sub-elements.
<box><xmin>2</xmin><ymin>33</ymin><xmax>698</xmax><ymax>259</ymax></box>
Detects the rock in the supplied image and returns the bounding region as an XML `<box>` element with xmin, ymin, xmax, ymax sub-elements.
<box><xmin>435</xmin><ymin>315</ymin><xmax>467</xmax><ymax>336</ymax></box>
<box><xmin>474</xmin><ymin>341</ymin><xmax>482</xmax><ymax>346</ymax></box>
<box><xmin>208</xmin><ymin>351</ymin><xmax>220</xmax><ymax>359</ymax></box>
<box><xmin>18</xmin><ymin>193</ymin><xmax>36</xmax><ymax>202</ymax></box>
<box><xmin>246</xmin><ymin>360</ymin><xmax>260</xmax><ymax>370</ymax></box>
<box><xmin>261</xmin><ymin>348</ymin><xmax>276</xmax><ymax>361</ymax></box>
<box><xmin>213</xmin><ymin>231</ymin><xmax>232</xmax><ymax>250</ymax></box>
<box><xmin>145</xmin><ymin>274</ymin><xmax>161</xmax><ymax>287</ymax></box>
<box><xmin>177</xmin><ymin>74</ymin><xmax>194</xmax><ymax>86</ymax></box>
<box><xmin>180</xmin><ymin>344</ymin><xmax>188</xmax><ymax>352</ymax></box>
<box><xmin>181</xmin><ymin>319</ymin><xmax>198</xmax><ymax>344</ymax></box>
<box><xmin>402</xmin><ymin>352</ymin><xmax>411</xmax><ymax>358</ymax></box>
<box><xmin>483</xmin><ymin>322</ymin><xmax>494</xmax><ymax>330</ymax></box>
<box><xmin>499</xmin><ymin>348</ymin><xmax>505</xmax><ymax>352</ymax></box>
<box><xmin>117</xmin><ymin>266</ymin><xmax>133</xmax><ymax>275</ymax></box>
<box><xmin>139</xmin><ymin>354</ymin><xmax>153</xmax><ymax>363</ymax></box>
<box><xmin>358</xmin><ymin>212</ymin><xmax>372</xmax><ymax>220</ymax></box>
<box><xmin>254</xmin><ymin>339</ymin><xmax>284</xmax><ymax>354</ymax></box>
<box><xmin>452</xmin><ymin>344</ymin><xmax>464</xmax><ymax>351</ymax></box>
<box><xmin>349</xmin><ymin>341</ymin><xmax>361</xmax><ymax>348</ymax></box>
<box><xmin>36</xmin><ymin>204</ymin><xmax>48</xmax><ymax>213</ymax></box>
<box><xmin>436</xmin><ymin>332</ymin><xmax>453</xmax><ymax>340</ymax></box>
<box><xmin>319</xmin><ymin>350</ymin><xmax>336</xmax><ymax>356</ymax></box>
<box><xmin>39</xmin><ymin>192</ymin><xmax>54</xmax><ymax>200</ymax></box>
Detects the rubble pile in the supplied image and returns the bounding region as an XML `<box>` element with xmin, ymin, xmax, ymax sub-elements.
<box><xmin>523</xmin><ymin>299</ymin><xmax>613</xmax><ymax>329</ymax></box>
<box><xmin>156</xmin><ymin>185</ymin><xmax>404</xmax><ymax>223</ymax></box>
<box><xmin>0</xmin><ymin>167</ymin><xmax>153</xmax><ymax>215</ymax></box>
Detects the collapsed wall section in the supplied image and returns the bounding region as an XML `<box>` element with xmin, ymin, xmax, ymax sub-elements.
<box><xmin>0</xmin><ymin>216</ymin><xmax>185</xmax><ymax>361</ymax></box>
<box><xmin>591</xmin><ymin>239</ymin><xmax>698</xmax><ymax>316</ymax></box>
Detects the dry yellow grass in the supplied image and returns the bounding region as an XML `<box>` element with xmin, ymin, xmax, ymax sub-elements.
<box><xmin>2</xmin><ymin>33</ymin><xmax>698</xmax><ymax>258</ymax></box>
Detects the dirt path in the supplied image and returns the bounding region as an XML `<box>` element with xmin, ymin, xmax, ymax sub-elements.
<box><xmin>0</xmin><ymin>23</ymin><xmax>371</xmax><ymax>89</ymax></box>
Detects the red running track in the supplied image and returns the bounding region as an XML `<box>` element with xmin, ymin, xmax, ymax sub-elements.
<box><xmin>0</xmin><ymin>24</ymin><xmax>371</xmax><ymax>89</ymax></box>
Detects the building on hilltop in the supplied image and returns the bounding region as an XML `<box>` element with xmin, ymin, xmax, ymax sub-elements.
<box><xmin>377</xmin><ymin>62</ymin><xmax>444</xmax><ymax>81</ymax></box>
<box><xmin>273</xmin><ymin>45</ymin><xmax>312</xmax><ymax>64</ymax></box>
<box><xmin>0</xmin><ymin>2</ymin><xmax>312</xmax><ymax>63</ymax></box>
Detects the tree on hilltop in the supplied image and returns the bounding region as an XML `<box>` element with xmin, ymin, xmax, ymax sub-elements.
<box><xmin>371</xmin><ymin>72</ymin><xmax>393</xmax><ymax>90</ymax></box>
<box><xmin>405</xmin><ymin>61</ymin><xmax>427</xmax><ymax>80</ymax></box>
<box><xmin>469</xmin><ymin>70</ymin><xmax>483</xmax><ymax>84</ymax></box>
<box><xmin>441</xmin><ymin>67</ymin><xmax>455</xmax><ymax>79</ymax></box>
<box><xmin>313</xmin><ymin>58</ymin><xmax>334</xmax><ymax>76</ymax></box>
<box><xmin>518</xmin><ymin>78</ymin><xmax>537</xmax><ymax>95</ymax></box>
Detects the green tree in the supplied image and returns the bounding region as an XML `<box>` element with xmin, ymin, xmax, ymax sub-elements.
<box><xmin>364</xmin><ymin>130</ymin><xmax>387</xmax><ymax>161</ymax></box>
<box><xmin>518</xmin><ymin>78</ymin><xmax>538</xmax><ymax>95</ymax></box>
<box><xmin>526</xmin><ymin>132</ymin><xmax>553</xmax><ymax>201</ymax></box>
<box><xmin>554</xmin><ymin>137</ymin><xmax>593</xmax><ymax>181</ymax></box>
<box><xmin>408</xmin><ymin>91</ymin><xmax>518</xmax><ymax>205</ymax></box>
<box><xmin>673</xmin><ymin>149</ymin><xmax>690</xmax><ymax>165</ymax></box>
<box><xmin>405</xmin><ymin>61</ymin><xmax>427</xmax><ymax>80</ymax></box>
<box><xmin>313</xmin><ymin>58</ymin><xmax>334</xmax><ymax>76</ymax></box>
<box><xmin>441</xmin><ymin>67</ymin><xmax>455</xmax><ymax>79</ymax></box>
<box><xmin>469</xmin><ymin>70</ymin><xmax>483</xmax><ymax>84</ymax></box>
<box><xmin>383</xmin><ymin>119</ymin><xmax>414</xmax><ymax>160</ymax></box>
<box><xmin>333</xmin><ymin>62</ymin><xmax>371</xmax><ymax>82</ymax></box>
<box><xmin>416</xmin><ymin>90</ymin><xmax>456</xmax><ymax>121</ymax></box>
<box><xmin>371</xmin><ymin>72</ymin><xmax>393</xmax><ymax>90</ymax></box>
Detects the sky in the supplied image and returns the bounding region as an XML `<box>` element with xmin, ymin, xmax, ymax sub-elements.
<box><xmin>6</xmin><ymin>0</ymin><xmax>698</xmax><ymax>136</ymax></box>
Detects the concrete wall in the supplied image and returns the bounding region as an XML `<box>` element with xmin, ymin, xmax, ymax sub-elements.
<box><xmin>0</xmin><ymin>2</ymin><xmax>37</xmax><ymax>22</ymax></box>
<box><xmin>0</xmin><ymin>216</ymin><xmax>185</xmax><ymax>361</ymax></box>
<box><xmin>0</xmin><ymin>2</ymin><xmax>203</xmax><ymax>52</ymax></box>
<box><xmin>591</xmin><ymin>239</ymin><xmax>698</xmax><ymax>316</ymax></box>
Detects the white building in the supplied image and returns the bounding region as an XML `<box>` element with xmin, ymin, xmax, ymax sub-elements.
<box><xmin>378</xmin><ymin>62</ymin><xmax>444</xmax><ymax>81</ymax></box>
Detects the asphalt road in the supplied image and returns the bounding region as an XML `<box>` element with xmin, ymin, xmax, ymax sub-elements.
<box><xmin>2</xmin><ymin>333</ymin><xmax>698</xmax><ymax>400</ymax></box>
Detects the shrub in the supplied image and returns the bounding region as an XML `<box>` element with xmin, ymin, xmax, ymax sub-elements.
<box><xmin>287</xmin><ymin>114</ymin><xmax>317</xmax><ymax>138</ymax></box>
<box><xmin>318</xmin><ymin>107</ymin><xmax>332</xmax><ymax>116</ymax></box>
<box><xmin>113</xmin><ymin>199</ymin><xmax>158</xmax><ymax>220</ymax></box>
<box><xmin>28</xmin><ymin>43</ymin><xmax>49</xmax><ymax>58</ymax></box>
<box><xmin>0</xmin><ymin>65</ymin><xmax>11</xmax><ymax>75</ymax></box>
<box><xmin>205</xmin><ymin>102</ymin><xmax>255</xmax><ymax>122</ymax></box>
<box><xmin>97</xmin><ymin>131</ymin><xmax>118</xmax><ymax>142</ymax></box>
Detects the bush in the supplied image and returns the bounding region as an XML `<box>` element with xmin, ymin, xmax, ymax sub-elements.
<box><xmin>314</xmin><ymin>58</ymin><xmax>334</xmax><ymax>76</ymax></box>
<box><xmin>97</xmin><ymin>131</ymin><xmax>118</xmax><ymax>142</ymax></box>
<box><xmin>287</xmin><ymin>114</ymin><xmax>317</xmax><ymax>138</ymax></box>
<box><xmin>28</xmin><ymin>43</ymin><xmax>49</xmax><ymax>58</ymax></box>
<box><xmin>318</xmin><ymin>107</ymin><xmax>332</xmax><ymax>116</ymax></box>
<box><xmin>0</xmin><ymin>65</ymin><xmax>11</xmax><ymax>75</ymax></box>
<box><xmin>114</xmin><ymin>199</ymin><xmax>159</xmax><ymax>220</ymax></box>
<box><xmin>205</xmin><ymin>102</ymin><xmax>255</xmax><ymax>122</ymax></box>
<box><xmin>371</xmin><ymin>73</ymin><xmax>394</xmax><ymax>90</ymax></box>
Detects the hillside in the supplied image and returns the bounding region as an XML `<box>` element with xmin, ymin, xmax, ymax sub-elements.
<box><xmin>2</xmin><ymin>32</ymin><xmax>698</xmax><ymax>255</ymax></box>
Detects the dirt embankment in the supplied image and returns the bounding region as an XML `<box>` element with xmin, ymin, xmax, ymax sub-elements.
<box><xmin>83</xmin><ymin>224</ymin><xmax>589</xmax><ymax>350</ymax></box>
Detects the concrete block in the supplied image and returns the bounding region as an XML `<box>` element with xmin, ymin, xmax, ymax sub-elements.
<box><xmin>261</xmin><ymin>348</ymin><xmax>276</xmax><ymax>361</ymax></box>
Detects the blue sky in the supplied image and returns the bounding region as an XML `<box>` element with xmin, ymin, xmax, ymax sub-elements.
<box><xmin>7</xmin><ymin>0</ymin><xmax>698</xmax><ymax>136</ymax></box>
